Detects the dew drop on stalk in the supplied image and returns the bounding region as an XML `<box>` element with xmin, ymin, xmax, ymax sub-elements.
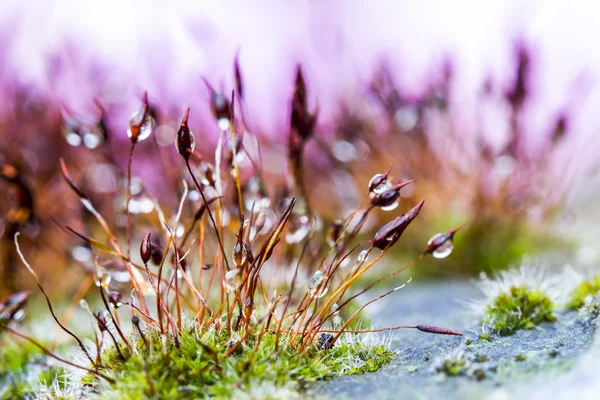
<box><xmin>357</xmin><ymin>249</ymin><xmax>369</xmax><ymax>263</ymax></box>
<box><xmin>307</xmin><ymin>270</ymin><xmax>328</xmax><ymax>298</ymax></box>
<box><xmin>225</xmin><ymin>268</ymin><xmax>242</xmax><ymax>292</ymax></box>
<box><xmin>427</xmin><ymin>233</ymin><xmax>454</xmax><ymax>258</ymax></box>
<box><xmin>331</xmin><ymin>303</ymin><xmax>339</xmax><ymax>315</ymax></box>
<box><xmin>94</xmin><ymin>268</ymin><xmax>111</xmax><ymax>288</ymax></box>
<box><xmin>232</xmin><ymin>242</ymin><xmax>248</xmax><ymax>268</ymax></box>
<box><xmin>380</xmin><ymin>199</ymin><xmax>399</xmax><ymax>211</ymax></box>
<box><xmin>368</xmin><ymin>175</ymin><xmax>391</xmax><ymax>195</ymax></box>
<box><xmin>174</xmin><ymin>128</ymin><xmax>196</xmax><ymax>153</ymax></box>
<box><xmin>127</xmin><ymin>108</ymin><xmax>154</xmax><ymax>142</ymax></box>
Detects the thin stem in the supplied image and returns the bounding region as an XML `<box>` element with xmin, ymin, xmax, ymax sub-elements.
<box><xmin>125</xmin><ymin>142</ymin><xmax>137</xmax><ymax>263</ymax></box>
<box><xmin>186</xmin><ymin>161</ymin><xmax>231</xmax><ymax>270</ymax></box>
<box><xmin>14</xmin><ymin>233</ymin><xmax>96</xmax><ymax>366</ymax></box>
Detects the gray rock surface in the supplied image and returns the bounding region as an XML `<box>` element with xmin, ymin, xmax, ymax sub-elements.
<box><xmin>309</xmin><ymin>281</ymin><xmax>597</xmax><ymax>399</ymax></box>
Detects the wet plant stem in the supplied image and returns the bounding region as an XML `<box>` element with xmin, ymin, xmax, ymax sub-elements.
<box><xmin>186</xmin><ymin>160</ymin><xmax>230</xmax><ymax>271</ymax></box>
<box><xmin>99</xmin><ymin>289</ymin><xmax>130</xmax><ymax>349</ymax></box>
<box><xmin>125</xmin><ymin>142</ymin><xmax>136</xmax><ymax>263</ymax></box>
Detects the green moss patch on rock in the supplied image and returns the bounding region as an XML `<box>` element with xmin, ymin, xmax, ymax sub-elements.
<box><xmin>482</xmin><ymin>285</ymin><xmax>556</xmax><ymax>336</ymax></box>
<box><xmin>90</xmin><ymin>327</ymin><xmax>394</xmax><ymax>399</ymax></box>
<box><xmin>567</xmin><ymin>276</ymin><xmax>600</xmax><ymax>310</ymax></box>
<box><xmin>0</xmin><ymin>339</ymin><xmax>67</xmax><ymax>399</ymax></box>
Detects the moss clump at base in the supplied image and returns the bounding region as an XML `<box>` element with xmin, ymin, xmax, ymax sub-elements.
<box><xmin>483</xmin><ymin>285</ymin><xmax>556</xmax><ymax>336</ymax></box>
<box><xmin>0</xmin><ymin>339</ymin><xmax>67</xmax><ymax>399</ymax></box>
<box><xmin>93</xmin><ymin>327</ymin><xmax>394</xmax><ymax>399</ymax></box>
<box><xmin>567</xmin><ymin>276</ymin><xmax>600</xmax><ymax>310</ymax></box>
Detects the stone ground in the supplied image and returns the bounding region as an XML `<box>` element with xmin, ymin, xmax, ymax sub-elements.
<box><xmin>308</xmin><ymin>281</ymin><xmax>598</xmax><ymax>400</ymax></box>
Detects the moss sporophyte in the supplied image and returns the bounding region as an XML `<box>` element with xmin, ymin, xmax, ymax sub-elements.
<box><xmin>0</xmin><ymin>62</ymin><xmax>466</xmax><ymax>398</ymax></box>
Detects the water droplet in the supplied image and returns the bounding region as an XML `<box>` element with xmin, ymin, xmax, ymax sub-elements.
<box><xmin>394</xmin><ymin>107</ymin><xmax>419</xmax><ymax>131</ymax></box>
<box><xmin>11</xmin><ymin>309</ymin><xmax>25</xmax><ymax>321</ymax></box>
<box><xmin>357</xmin><ymin>249</ymin><xmax>369</xmax><ymax>263</ymax></box>
<box><xmin>307</xmin><ymin>271</ymin><xmax>329</xmax><ymax>298</ymax></box>
<box><xmin>332</xmin><ymin>140</ymin><xmax>357</xmax><ymax>163</ymax></box>
<box><xmin>65</xmin><ymin>132</ymin><xmax>82</xmax><ymax>146</ymax></box>
<box><xmin>286</xmin><ymin>215</ymin><xmax>311</xmax><ymax>244</ymax></box>
<box><xmin>225</xmin><ymin>268</ymin><xmax>242</xmax><ymax>292</ymax></box>
<box><xmin>380</xmin><ymin>199</ymin><xmax>399</xmax><ymax>211</ymax></box>
<box><xmin>94</xmin><ymin>268</ymin><xmax>111</xmax><ymax>288</ymax></box>
<box><xmin>427</xmin><ymin>233</ymin><xmax>454</xmax><ymax>259</ymax></box>
<box><xmin>175</xmin><ymin>223</ymin><xmax>185</xmax><ymax>238</ymax></box>
<box><xmin>232</xmin><ymin>242</ymin><xmax>248</xmax><ymax>268</ymax></box>
<box><xmin>339</xmin><ymin>257</ymin><xmax>351</xmax><ymax>269</ymax></box>
<box><xmin>369</xmin><ymin>179</ymin><xmax>392</xmax><ymax>196</ymax></box>
<box><xmin>218</xmin><ymin>117</ymin><xmax>230</xmax><ymax>131</ymax></box>
<box><xmin>129</xmin><ymin>177</ymin><xmax>144</xmax><ymax>195</ymax></box>
<box><xmin>128</xmin><ymin>196</ymin><xmax>154</xmax><ymax>214</ymax></box>
<box><xmin>188</xmin><ymin>190</ymin><xmax>200</xmax><ymax>201</ymax></box>
<box><xmin>127</xmin><ymin>108</ymin><xmax>154</xmax><ymax>142</ymax></box>
<box><xmin>175</xmin><ymin>126</ymin><xmax>196</xmax><ymax>155</ymax></box>
<box><xmin>72</xmin><ymin>246</ymin><xmax>92</xmax><ymax>263</ymax></box>
<box><xmin>83</xmin><ymin>132</ymin><xmax>103</xmax><ymax>149</ymax></box>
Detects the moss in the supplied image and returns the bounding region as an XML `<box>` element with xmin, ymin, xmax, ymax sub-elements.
<box><xmin>474</xmin><ymin>355</ymin><xmax>487</xmax><ymax>363</ymax></box>
<box><xmin>567</xmin><ymin>276</ymin><xmax>600</xmax><ymax>310</ymax></box>
<box><xmin>483</xmin><ymin>285</ymin><xmax>556</xmax><ymax>336</ymax></box>
<box><xmin>436</xmin><ymin>353</ymin><xmax>470</xmax><ymax>377</ymax></box>
<box><xmin>478</xmin><ymin>333</ymin><xmax>492</xmax><ymax>342</ymax></box>
<box><xmin>0</xmin><ymin>338</ymin><xmax>66</xmax><ymax>399</ymax></box>
<box><xmin>92</xmin><ymin>328</ymin><xmax>394</xmax><ymax>399</ymax></box>
<box><xmin>472</xmin><ymin>368</ymin><xmax>486</xmax><ymax>381</ymax></box>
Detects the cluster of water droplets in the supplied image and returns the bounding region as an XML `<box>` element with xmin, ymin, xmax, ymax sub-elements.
<box><xmin>243</xmin><ymin>177</ymin><xmax>271</xmax><ymax>212</ymax></box>
<box><xmin>307</xmin><ymin>270</ymin><xmax>329</xmax><ymax>298</ymax></box>
<box><xmin>63</xmin><ymin>119</ymin><xmax>105</xmax><ymax>149</ymax></box>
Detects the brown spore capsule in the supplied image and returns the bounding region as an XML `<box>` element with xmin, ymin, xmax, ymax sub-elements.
<box><xmin>140</xmin><ymin>232</ymin><xmax>152</xmax><ymax>264</ymax></box>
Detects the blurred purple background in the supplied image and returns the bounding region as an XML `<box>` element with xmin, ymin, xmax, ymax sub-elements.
<box><xmin>1</xmin><ymin>1</ymin><xmax>600</xmax><ymax>290</ymax></box>
<box><xmin>2</xmin><ymin>1</ymin><xmax>599</xmax><ymax>201</ymax></box>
